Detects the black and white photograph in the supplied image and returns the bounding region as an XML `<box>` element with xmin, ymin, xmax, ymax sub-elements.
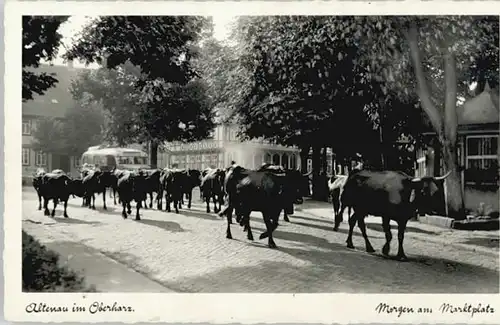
<box><xmin>4</xmin><ymin>1</ymin><xmax>500</xmax><ymax>323</ymax></box>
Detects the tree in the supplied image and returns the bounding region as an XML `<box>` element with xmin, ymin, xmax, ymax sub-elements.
<box><xmin>23</xmin><ymin>16</ymin><xmax>68</xmax><ymax>101</ymax></box>
<box><xmin>65</xmin><ymin>16</ymin><xmax>215</xmax><ymax>167</ymax></box>
<box><xmin>228</xmin><ymin>16</ymin><xmax>390</xmax><ymax>199</ymax></box>
<box><xmin>230</xmin><ymin>16</ymin><xmax>498</xmax><ymax>217</ymax></box>
<box><xmin>344</xmin><ymin>16</ymin><xmax>498</xmax><ymax>219</ymax></box>
<box><xmin>32</xmin><ymin>93</ymin><xmax>105</xmax><ymax>156</ymax></box>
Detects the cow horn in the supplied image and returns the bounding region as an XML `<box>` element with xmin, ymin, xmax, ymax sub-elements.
<box><xmin>411</xmin><ymin>177</ymin><xmax>422</xmax><ymax>183</ymax></box>
<box><xmin>434</xmin><ymin>170</ymin><xmax>452</xmax><ymax>181</ymax></box>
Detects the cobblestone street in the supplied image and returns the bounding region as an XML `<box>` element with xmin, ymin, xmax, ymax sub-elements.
<box><xmin>22</xmin><ymin>188</ymin><xmax>499</xmax><ymax>293</ymax></box>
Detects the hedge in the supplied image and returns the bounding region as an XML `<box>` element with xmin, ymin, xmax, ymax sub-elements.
<box><xmin>22</xmin><ymin>231</ymin><xmax>96</xmax><ymax>292</ymax></box>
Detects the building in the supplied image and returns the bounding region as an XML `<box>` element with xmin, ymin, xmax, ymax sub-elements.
<box><xmin>161</xmin><ymin>124</ymin><xmax>301</xmax><ymax>170</ymax></box>
<box><xmin>415</xmin><ymin>83</ymin><xmax>499</xmax><ymax>215</ymax></box>
<box><xmin>22</xmin><ymin>62</ymin><xmax>86</xmax><ymax>182</ymax></box>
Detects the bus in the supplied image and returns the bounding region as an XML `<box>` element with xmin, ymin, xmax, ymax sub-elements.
<box><xmin>80</xmin><ymin>146</ymin><xmax>150</xmax><ymax>172</ymax></box>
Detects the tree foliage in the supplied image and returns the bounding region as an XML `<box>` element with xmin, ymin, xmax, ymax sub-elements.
<box><xmin>64</xmin><ymin>17</ymin><xmax>216</xmax><ymax>166</ymax></box>
<box><xmin>23</xmin><ymin>16</ymin><xmax>69</xmax><ymax>101</ymax></box>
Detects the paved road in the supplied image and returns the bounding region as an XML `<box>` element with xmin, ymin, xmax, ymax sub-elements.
<box><xmin>22</xmin><ymin>189</ymin><xmax>499</xmax><ymax>293</ymax></box>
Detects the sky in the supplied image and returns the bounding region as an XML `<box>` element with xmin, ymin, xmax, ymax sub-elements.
<box><xmin>53</xmin><ymin>15</ymin><xmax>235</xmax><ymax>68</ymax></box>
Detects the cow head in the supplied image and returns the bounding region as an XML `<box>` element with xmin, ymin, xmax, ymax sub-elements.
<box><xmin>410</xmin><ymin>171</ymin><xmax>451</xmax><ymax>215</ymax></box>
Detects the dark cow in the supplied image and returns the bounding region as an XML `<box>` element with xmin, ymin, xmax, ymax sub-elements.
<box><xmin>39</xmin><ymin>172</ymin><xmax>72</xmax><ymax>218</ymax></box>
<box><xmin>82</xmin><ymin>170</ymin><xmax>103</xmax><ymax>210</ymax></box>
<box><xmin>144</xmin><ymin>169</ymin><xmax>162</xmax><ymax>209</ymax></box>
<box><xmin>336</xmin><ymin>169</ymin><xmax>451</xmax><ymax>261</ymax></box>
<box><xmin>68</xmin><ymin>178</ymin><xmax>86</xmax><ymax>205</ymax></box>
<box><xmin>220</xmin><ymin>164</ymin><xmax>305</xmax><ymax>248</ymax></box>
<box><xmin>159</xmin><ymin>168</ymin><xmax>185</xmax><ymax>214</ymax></box>
<box><xmin>179</xmin><ymin>169</ymin><xmax>202</xmax><ymax>209</ymax></box>
<box><xmin>200</xmin><ymin>168</ymin><xmax>225</xmax><ymax>213</ymax></box>
<box><xmin>116</xmin><ymin>170</ymin><xmax>148</xmax><ymax>220</ymax></box>
<box><xmin>32</xmin><ymin>168</ymin><xmax>47</xmax><ymax>210</ymax></box>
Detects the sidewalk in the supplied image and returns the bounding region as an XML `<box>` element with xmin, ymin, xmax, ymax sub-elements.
<box><xmin>296</xmin><ymin>200</ymin><xmax>499</xmax><ymax>256</ymax></box>
<box><xmin>23</xmin><ymin>227</ymin><xmax>174</xmax><ymax>293</ymax></box>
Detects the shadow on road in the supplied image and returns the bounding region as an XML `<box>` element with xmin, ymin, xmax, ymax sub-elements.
<box><xmin>172</xmin><ymin>208</ymin><xmax>221</xmax><ymax>221</ymax></box>
<box><xmin>136</xmin><ymin>219</ymin><xmax>186</xmax><ymax>233</ymax></box>
<box><xmin>461</xmin><ymin>237</ymin><xmax>500</xmax><ymax>249</ymax></box>
<box><xmin>365</xmin><ymin>222</ymin><xmax>438</xmax><ymax>236</ymax></box>
<box><xmin>51</xmin><ymin>216</ymin><xmax>102</xmax><ymax>225</ymax></box>
<box><xmin>288</xmin><ymin>214</ymin><xmax>333</xmax><ymax>225</ymax></box>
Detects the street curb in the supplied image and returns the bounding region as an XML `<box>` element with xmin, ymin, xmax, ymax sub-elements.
<box><xmin>298</xmin><ymin>207</ymin><xmax>499</xmax><ymax>257</ymax></box>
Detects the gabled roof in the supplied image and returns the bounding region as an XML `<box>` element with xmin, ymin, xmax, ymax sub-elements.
<box><xmin>458</xmin><ymin>82</ymin><xmax>499</xmax><ymax>125</ymax></box>
<box><xmin>22</xmin><ymin>63</ymin><xmax>88</xmax><ymax>118</ymax></box>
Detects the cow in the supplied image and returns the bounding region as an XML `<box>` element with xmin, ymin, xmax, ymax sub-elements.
<box><xmin>82</xmin><ymin>169</ymin><xmax>103</xmax><ymax>210</ymax></box>
<box><xmin>179</xmin><ymin>169</ymin><xmax>202</xmax><ymax>209</ymax></box>
<box><xmin>32</xmin><ymin>168</ymin><xmax>47</xmax><ymax>210</ymax></box>
<box><xmin>116</xmin><ymin>170</ymin><xmax>148</xmax><ymax>220</ymax></box>
<box><xmin>39</xmin><ymin>172</ymin><xmax>72</xmax><ymax>218</ymax></box>
<box><xmin>220</xmin><ymin>164</ymin><xmax>305</xmax><ymax>248</ymax></box>
<box><xmin>336</xmin><ymin>169</ymin><xmax>451</xmax><ymax>261</ymax></box>
<box><xmin>200</xmin><ymin>168</ymin><xmax>225</xmax><ymax>213</ymax></box>
<box><xmin>67</xmin><ymin>178</ymin><xmax>86</xmax><ymax>206</ymax></box>
<box><xmin>159</xmin><ymin>168</ymin><xmax>185</xmax><ymax>214</ymax></box>
<box><xmin>144</xmin><ymin>169</ymin><xmax>162</xmax><ymax>209</ymax></box>
<box><xmin>51</xmin><ymin>169</ymin><xmax>65</xmax><ymax>174</ymax></box>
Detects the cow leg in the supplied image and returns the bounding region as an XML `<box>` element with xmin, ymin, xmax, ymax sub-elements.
<box><xmin>135</xmin><ymin>201</ymin><xmax>141</xmax><ymax>221</ymax></box>
<box><xmin>63</xmin><ymin>199</ymin><xmax>69</xmax><ymax>218</ymax></box>
<box><xmin>37</xmin><ymin>193</ymin><xmax>42</xmax><ymax>210</ymax></box>
<box><xmin>261</xmin><ymin>212</ymin><xmax>277</xmax><ymax>249</ymax></box>
<box><xmin>283</xmin><ymin>210</ymin><xmax>290</xmax><ymax>222</ymax></box>
<box><xmin>225</xmin><ymin>212</ymin><xmax>233</xmax><ymax>239</ymax></box>
<box><xmin>244</xmin><ymin>213</ymin><xmax>253</xmax><ymax>241</ymax></box>
<box><xmin>157</xmin><ymin>189</ymin><xmax>163</xmax><ymax>210</ymax></box>
<box><xmin>127</xmin><ymin>202</ymin><xmax>132</xmax><ymax>215</ymax></box>
<box><xmin>395</xmin><ymin>220</ymin><xmax>408</xmax><ymax>261</ymax></box>
<box><xmin>43</xmin><ymin>198</ymin><xmax>50</xmax><ymax>216</ymax></box>
<box><xmin>51</xmin><ymin>199</ymin><xmax>57</xmax><ymax>217</ymax></box>
<box><xmin>381</xmin><ymin>217</ymin><xmax>392</xmax><ymax>256</ymax></box>
<box><xmin>346</xmin><ymin>212</ymin><xmax>358</xmax><ymax>249</ymax></box>
<box><xmin>188</xmin><ymin>191</ymin><xmax>193</xmax><ymax>209</ymax></box>
<box><xmin>102</xmin><ymin>189</ymin><xmax>107</xmax><ymax>210</ymax></box>
<box><xmin>212</xmin><ymin>194</ymin><xmax>219</xmax><ymax>213</ymax></box>
<box><xmin>149</xmin><ymin>192</ymin><xmax>154</xmax><ymax>208</ymax></box>
<box><xmin>121</xmin><ymin>201</ymin><xmax>128</xmax><ymax>219</ymax></box>
<box><xmin>205</xmin><ymin>193</ymin><xmax>211</xmax><ymax>213</ymax></box>
<box><xmin>113</xmin><ymin>188</ymin><xmax>117</xmax><ymax>205</ymax></box>
<box><xmin>357</xmin><ymin>217</ymin><xmax>375</xmax><ymax>253</ymax></box>
<box><xmin>81</xmin><ymin>197</ymin><xmax>85</xmax><ymax>207</ymax></box>
<box><xmin>334</xmin><ymin>204</ymin><xmax>347</xmax><ymax>232</ymax></box>
<box><xmin>165</xmin><ymin>192</ymin><xmax>171</xmax><ymax>212</ymax></box>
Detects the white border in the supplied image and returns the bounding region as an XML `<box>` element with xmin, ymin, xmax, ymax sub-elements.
<box><xmin>5</xmin><ymin>1</ymin><xmax>500</xmax><ymax>323</ymax></box>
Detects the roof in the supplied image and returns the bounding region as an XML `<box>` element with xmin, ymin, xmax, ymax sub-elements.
<box><xmin>83</xmin><ymin>147</ymin><xmax>148</xmax><ymax>157</ymax></box>
<box><xmin>22</xmin><ymin>63</ymin><xmax>89</xmax><ymax>118</ymax></box>
<box><xmin>458</xmin><ymin>83</ymin><xmax>500</xmax><ymax>125</ymax></box>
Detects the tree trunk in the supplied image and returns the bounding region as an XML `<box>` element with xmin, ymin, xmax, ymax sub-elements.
<box><xmin>405</xmin><ymin>24</ymin><xmax>466</xmax><ymax>220</ymax></box>
<box><xmin>300</xmin><ymin>146</ymin><xmax>310</xmax><ymax>174</ymax></box>
<box><xmin>433</xmin><ymin>140</ymin><xmax>441</xmax><ymax>177</ymax></box>
<box><xmin>321</xmin><ymin>147</ymin><xmax>327</xmax><ymax>174</ymax></box>
<box><xmin>442</xmin><ymin>140</ymin><xmax>466</xmax><ymax>219</ymax></box>
<box><xmin>311</xmin><ymin>146</ymin><xmax>322</xmax><ymax>201</ymax></box>
<box><xmin>150</xmin><ymin>141</ymin><xmax>158</xmax><ymax>169</ymax></box>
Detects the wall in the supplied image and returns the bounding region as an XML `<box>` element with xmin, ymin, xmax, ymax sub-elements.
<box><xmin>465</xmin><ymin>186</ymin><xmax>499</xmax><ymax>214</ymax></box>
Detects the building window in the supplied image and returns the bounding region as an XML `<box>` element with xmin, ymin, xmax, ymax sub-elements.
<box><xmin>22</xmin><ymin>119</ymin><xmax>32</xmax><ymax>135</ymax></box>
<box><xmin>264</xmin><ymin>153</ymin><xmax>272</xmax><ymax>164</ymax></box>
<box><xmin>282</xmin><ymin>153</ymin><xmax>289</xmax><ymax>169</ymax></box>
<box><xmin>290</xmin><ymin>154</ymin><xmax>297</xmax><ymax>170</ymax></box>
<box><xmin>74</xmin><ymin>156</ymin><xmax>81</xmax><ymax>167</ymax></box>
<box><xmin>22</xmin><ymin>148</ymin><xmax>30</xmax><ymax>166</ymax></box>
<box><xmin>35</xmin><ymin>151</ymin><xmax>47</xmax><ymax>166</ymax></box>
<box><xmin>465</xmin><ymin>135</ymin><xmax>498</xmax><ymax>185</ymax></box>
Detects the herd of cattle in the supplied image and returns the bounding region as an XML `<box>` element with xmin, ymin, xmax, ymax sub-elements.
<box><xmin>30</xmin><ymin>162</ymin><xmax>452</xmax><ymax>261</ymax></box>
